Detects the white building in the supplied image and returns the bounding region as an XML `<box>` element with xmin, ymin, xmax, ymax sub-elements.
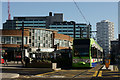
<box><xmin>96</xmin><ymin>20</ymin><xmax>114</xmax><ymax>55</ymax></box>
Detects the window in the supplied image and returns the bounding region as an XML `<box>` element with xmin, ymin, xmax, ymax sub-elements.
<box><xmin>74</xmin><ymin>45</ymin><xmax>89</xmax><ymax>57</ymax></box>
<box><xmin>46</xmin><ymin>34</ymin><xmax>48</xmax><ymax>37</ymax></box>
<box><xmin>25</xmin><ymin>37</ymin><xmax>27</xmax><ymax>44</ymax></box>
<box><xmin>29</xmin><ymin>32</ymin><xmax>31</xmax><ymax>36</ymax></box>
<box><xmin>43</xmin><ymin>37</ymin><xmax>45</xmax><ymax>40</ymax></box>
<box><xmin>43</xmin><ymin>43</ymin><xmax>45</xmax><ymax>47</ymax></box>
<box><xmin>38</xmin><ymin>36</ymin><xmax>40</xmax><ymax>40</ymax></box>
<box><xmin>91</xmin><ymin>47</ymin><xmax>97</xmax><ymax>58</ymax></box>
<box><xmin>32</xmin><ymin>43</ymin><xmax>34</xmax><ymax>46</ymax></box>
<box><xmin>38</xmin><ymin>43</ymin><xmax>40</xmax><ymax>47</ymax></box>
<box><xmin>46</xmin><ymin>40</ymin><xmax>48</xmax><ymax>44</ymax></box>
<box><xmin>32</xmin><ymin>36</ymin><xmax>34</xmax><ymax>40</ymax></box>
<box><xmin>29</xmin><ymin>39</ymin><xmax>31</xmax><ymax>43</ymax></box>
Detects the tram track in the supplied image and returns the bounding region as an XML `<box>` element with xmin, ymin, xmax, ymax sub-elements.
<box><xmin>72</xmin><ymin>64</ymin><xmax>103</xmax><ymax>78</ymax></box>
<box><xmin>72</xmin><ymin>69</ymin><xmax>89</xmax><ymax>78</ymax></box>
<box><xmin>33</xmin><ymin>64</ymin><xmax>103</xmax><ymax>79</ymax></box>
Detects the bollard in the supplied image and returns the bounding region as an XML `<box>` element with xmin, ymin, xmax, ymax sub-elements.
<box><xmin>52</xmin><ymin>63</ymin><xmax>57</xmax><ymax>70</ymax></box>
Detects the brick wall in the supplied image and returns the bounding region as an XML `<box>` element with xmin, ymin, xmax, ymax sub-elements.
<box><xmin>0</xmin><ymin>29</ymin><xmax>29</xmax><ymax>36</ymax></box>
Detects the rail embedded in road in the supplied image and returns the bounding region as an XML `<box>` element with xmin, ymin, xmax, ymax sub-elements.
<box><xmin>33</xmin><ymin>64</ymin><xmax>103</xmax><ymax>78</ymax></box>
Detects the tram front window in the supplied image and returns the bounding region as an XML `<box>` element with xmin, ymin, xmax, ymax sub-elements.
<box><xmin>74</xmin><ymin>45</ymin><xmax>89</xmax><ymax>57</ymax></box>
<box><xmin>73</xmin><ymin>39</ymin><xmax>90</xmax><ymax>57</ymax></box>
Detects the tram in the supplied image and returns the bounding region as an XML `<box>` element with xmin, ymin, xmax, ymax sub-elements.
<box><xmin>72</xmin><ymin>38</ymin><xmax>103</xmax><ymax>68</ymax></box>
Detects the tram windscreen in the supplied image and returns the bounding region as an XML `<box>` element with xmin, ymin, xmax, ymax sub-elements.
<box><xmin>73</xmin><ymin>39</ymin><xmax>90</xmax><ymax>57</ymax></box>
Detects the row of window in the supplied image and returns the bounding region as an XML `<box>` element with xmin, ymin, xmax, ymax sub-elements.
<box><xmin>29</xmin><ymin>29</ymin><xmax>53</xmax><ymax>48</ymax></box>
<box><xmin>16</xmin><ymin>24</ymin><xmax>46</xmax><ymax>26</ymax></box>
<box><xmin>16</xmin><ymin>21</ymin><xmax>46</xmax><ymax>23</ymax></box>
<box><xmin>1</xmin><ymin>36</ymin><xmax>27</xmax><ymax>44</ymax></box>
<box><xmin>67</xmin><ymin>35</ymin><xmax>87</xmax><ymax>38</ymax></box>
<box><xmin>49</xmin><ymin>25</ymin><xmax>87</xmax><ymax>27</ymax></box>
<box><xmin>50</xmin><ymin>28</ymin><xmax>88</xmax><ymax>30</ymax></box>
<box><xmin>30</xmin><ymin>43</ymin><xmax>52</xmax><ymax>48</ymax></box>
<box><xmin>58</xmin><ymin>30</ymin><xmax>88</xmax><ymax>32</ymax></box>
<box><xmin>58</xmin><ymin>32</ymin><xmax>87</xmax><ymax>34</ymax></box>
<box><xmin>54</xmin><ymin>39</ymin><xmax>70</xmax><ymax>47</ymax></box>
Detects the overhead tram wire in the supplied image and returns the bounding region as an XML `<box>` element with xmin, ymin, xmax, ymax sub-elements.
<box><xmin>73</xmin><ymin>0</ymin><xmax>89</xmax><ymax>24</ymax></box>
<box><xmin>73</xmin><ymin>0</ymin><xmax>97</xmax><ymax>39</ymax></box>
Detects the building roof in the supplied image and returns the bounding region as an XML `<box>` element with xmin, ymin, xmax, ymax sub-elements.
<box><xmin>24</xmin><ymin>27</ymin><xmax>58</xmax><ymax>32</ymax></box>
<box><xmin>54</xmin><ymin>33</ymin><xmax>73</xmax><ymax>42</ymax></box>
<box><xmin>0</xmin><ymin>29</ymin><xmax>29</xmax><ymax>36</ymax></box>
<box><xmin>1</xmin><ymin>44</ymin><xmax>29</xmax><ymax>48</ymax></box>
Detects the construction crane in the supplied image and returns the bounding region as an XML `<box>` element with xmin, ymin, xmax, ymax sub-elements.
<box><xmin>8</xmin><ymin>0</ymin><xmax>11</xmax><ymax>20</ymax></box>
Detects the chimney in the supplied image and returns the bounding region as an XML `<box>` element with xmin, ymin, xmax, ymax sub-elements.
<box><xmin>49</xmin><ymin>12</ymin><xmax>52</xmax><ymax>16</ymax></box>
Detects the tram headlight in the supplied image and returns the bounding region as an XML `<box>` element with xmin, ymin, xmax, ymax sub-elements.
<box><xmin>73</xmin><ymin>59</ymin><xmax>77</xmax><ymax>63</ymax></box>
<box><xmin>85</xmin><ymin>59</ymin><xmax>90</xmax><ymax>63</ymax></box>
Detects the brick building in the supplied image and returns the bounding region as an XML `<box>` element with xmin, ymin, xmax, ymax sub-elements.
<box><xmin>0</xmin><ymin>28</ymin><xmax>73</xmax><ymax>60</ymax></box>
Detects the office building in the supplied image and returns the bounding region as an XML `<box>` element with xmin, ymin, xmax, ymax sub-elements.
<box><xmin>3</xmin><ymin>12</ymin><xmax>91</xmax><ymax>38</ymax></box>
<box><xmin>3</xmin><ymin>12</ymin><xmax>63</xmax><ymax>29</ymax></box>
<box><xmin>96</xmin><ymin>20</ymin><xmax>114</xmax><ymax>55</ymax></box>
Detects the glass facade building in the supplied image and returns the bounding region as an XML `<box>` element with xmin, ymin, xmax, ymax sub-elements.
<box><xmin>3</xmin><ymin>20</ymin><xmax>46</xmax><ymax>29</ymax></box>
<box><xmin>49</xmin><ymin>22</ymin><xmax>91</xmax><ymax>38</ymax></box>
<box><xmin>3</xmin><ymin>12</ymin><xmax>63</xmax><ymax>29</ymax></box>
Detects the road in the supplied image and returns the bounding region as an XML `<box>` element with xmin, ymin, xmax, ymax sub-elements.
<box><xmin>14</xmin><ymin>64</ymin><xmax>103</xmax><ymax>79</ymax></box>
<box><xmin>1</xmin><ymin>62</ymin><xmax>120</xmax><ymax>80</ymax></box>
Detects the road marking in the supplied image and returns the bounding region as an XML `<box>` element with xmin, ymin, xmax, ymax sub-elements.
<box><xmin>98</xmin><ymin>71</ymin><xmax>102</xmax><ymax>77</ymax></box>
<box><xmin>93</xmin><ymin>71</ymin><xmax>98</xmax><ymax>77</ymax></box>
<box><xmin>36</xmin><ymin>71</ymin><xmax>57</xmax><ymax>76</ymax></box>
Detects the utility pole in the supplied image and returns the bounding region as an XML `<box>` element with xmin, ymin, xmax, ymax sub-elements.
<box><xmin>79</xmin><ymin>26</ymin><xmax>82</xmax><ymax>38</ymax></box>
<box><xmin>87</xmin><ymin>23</ymin><xmax>91</xmax><ymax>38</ymax></box>
<box><xmin>21</xmin><ymin>22</ymin><xmax>25</xmax><ymax>65</ymax></box>
<box><xmin>72</xmin><ymin>21</ymin><xmax>76</xmax><ymax>39</ymax></box>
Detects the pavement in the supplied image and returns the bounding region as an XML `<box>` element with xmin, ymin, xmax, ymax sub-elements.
<box><xmin>0</xmin><ymin>63</ymin><xmax>20</xmax><ymax>79</ymax></box>
<box><xmin>1</xmin><ymin>61</ymin><xmax>53</xmax><ymax>79</ymax></box>
<box><xmin>1</xmin><ymin>62</ymin><xmax>120</xmax><ymax>80</ymax></box>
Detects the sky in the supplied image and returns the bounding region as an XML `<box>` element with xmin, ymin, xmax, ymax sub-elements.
<box><xmin>1</xmin><ymin>2</ymin><xmax>118</xmax><ymax>39</ymax></box>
